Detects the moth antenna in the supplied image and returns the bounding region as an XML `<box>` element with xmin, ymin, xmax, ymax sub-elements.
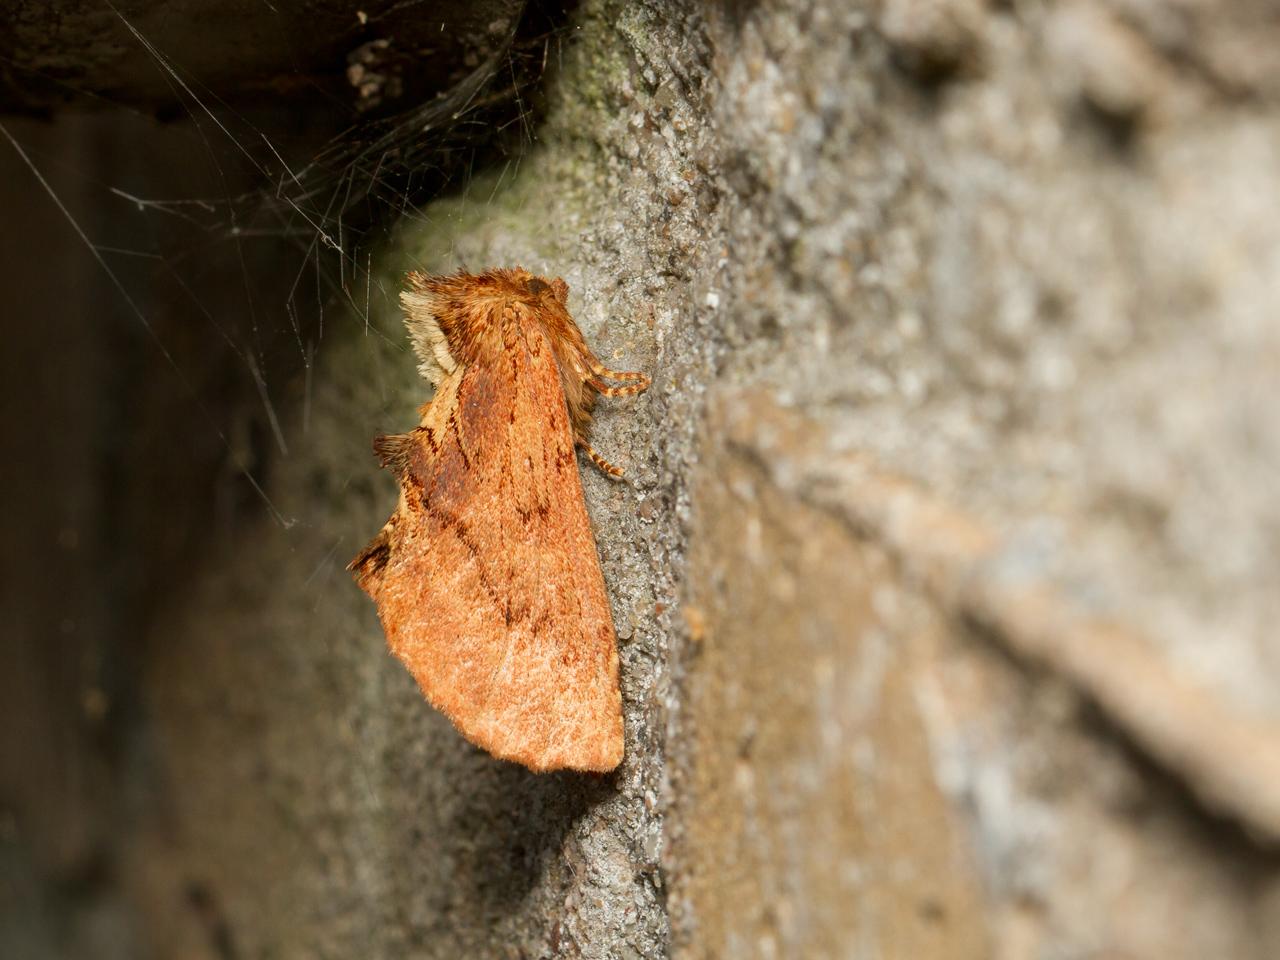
<box><xmin>579</xmin><ymin>441</ymin><xmax>626</xmax><ymax>479</ymax></box>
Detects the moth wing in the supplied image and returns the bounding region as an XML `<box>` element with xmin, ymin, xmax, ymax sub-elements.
<box><xmin>365</xmin><ymin>320</ymin><xmax>624</xmax><ymax>772</ymax></box>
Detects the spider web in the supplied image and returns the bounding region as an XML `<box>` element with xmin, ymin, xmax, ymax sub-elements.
<box><xmin>0</xmin><ymin>1</ymin><xmax>554</xmax><ymax>531</ymax></box>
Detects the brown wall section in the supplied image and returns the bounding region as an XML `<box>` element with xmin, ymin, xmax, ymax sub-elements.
<box><xmin>674</xmin><ymin>393</ymin><xmax>990</xmax><ymax>958</ymax></box>
<box><xmin>672</xmin><ymin>393</ymin><xmax>1280</xmax><ymax>959</ymax></box>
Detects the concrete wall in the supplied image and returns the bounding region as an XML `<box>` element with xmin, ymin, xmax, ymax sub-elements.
<box><xmin>3</xmin><ymin>1</ymin><xmax>1279</xmax><ymax>957</ymax></box>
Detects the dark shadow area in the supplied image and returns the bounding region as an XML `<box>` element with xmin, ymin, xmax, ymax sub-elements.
<box><xmin>0</xmin><ymin>2</ymin><xmax>580</xmax><ymax>956</ymax></box>
<box><xmin>444</xmin><ymin>760</ymin><xmax>611</xmax><ymax>916</ymax></box>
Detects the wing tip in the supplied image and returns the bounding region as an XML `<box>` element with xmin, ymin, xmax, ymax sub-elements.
<box><xmin>428</xmin><ymin>686</ymin><xmax>625</xmax><ymax>774</ymax></box>
<box><xmin>503</xmin><ymin>731</ymin><xmax>625</xmax><ymax>774</ymax></box>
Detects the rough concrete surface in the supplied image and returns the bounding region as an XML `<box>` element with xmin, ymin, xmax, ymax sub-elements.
<box><xmin>3</xmin><ymin>0</ymin><xmax>1280</xmax><ymax>957</ymax></box>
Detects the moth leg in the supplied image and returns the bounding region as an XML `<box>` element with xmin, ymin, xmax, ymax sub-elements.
<box><xmin>585</xmin><ymin>359</ymin><xmax>650</xmax><ymax>386</ymax></box>
<box><xmin>577</xmin><ymin>343</ymin><xmax>651</xmax><ymax>388</ymax></box>
<box><xmin>587</xmin><ymin>376</ymin><xmax>649</xmax><ymax>397</ymax></box>
<box><xmin>592</xmin><ymin>364</ymin><xmax>649</xmax><ymax>383</ymax></box>
<box><xmin>579</xmin><ymin>440</ymin><xmax>626</xmax><ymax>478</ymax></box>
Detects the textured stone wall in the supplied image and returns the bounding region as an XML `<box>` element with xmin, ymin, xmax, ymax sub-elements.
<box><xmin>4</xmin><ymin>0</ymin><xmax>1280</xmax><ymax>957</ymax></box>
<box><xmin>663</xmin><ymin>1</ymin><xmax>1280</xmax><ymax>955</ymax></box>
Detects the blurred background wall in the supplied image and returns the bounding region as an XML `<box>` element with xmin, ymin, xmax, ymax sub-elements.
<box><xmin>3</xmin><ymin>1</ymin><xmax>1279</xmax><ymax>957</ymax></box>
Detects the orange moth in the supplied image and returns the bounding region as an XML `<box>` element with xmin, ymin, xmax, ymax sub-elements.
<box><xmin>348</xmin><ymin>268</ymin><xmax>650</xmax><ymax>772</ymax></box>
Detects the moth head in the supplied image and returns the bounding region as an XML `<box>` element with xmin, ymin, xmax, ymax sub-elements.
<box><xmin>523</xmin><ymin>274</ymin><xmax>570</xmax><ymax>307</ymax></box>
<box><xmin>401</xmin><ymin>269</ymin><xmax>579</xmax><ymax>388</ymax></box>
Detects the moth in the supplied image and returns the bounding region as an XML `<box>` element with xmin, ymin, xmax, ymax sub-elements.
<box><xmin>348</xmin><ymin>268</ymin><xmax>650</xmax><ymax>773</ymax></box>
